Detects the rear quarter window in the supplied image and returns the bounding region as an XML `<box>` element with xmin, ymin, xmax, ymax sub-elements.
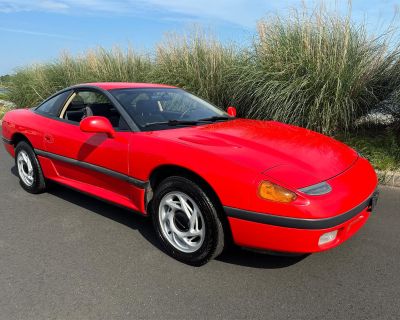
<box><xmin>36</xmin><ymin>90</ymin><xmax>72</xmax><ymax>117</ymax></box>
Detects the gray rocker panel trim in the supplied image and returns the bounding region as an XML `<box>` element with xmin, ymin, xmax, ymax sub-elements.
<box><xmin>34</xmin><ymin>148</ymin><xmax>148</xmax><ymax>189</ymax></box>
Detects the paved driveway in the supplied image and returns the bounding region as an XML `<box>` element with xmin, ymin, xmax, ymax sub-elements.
<box><xmin>0</xmin><ymin>145</ymin><xmax>399</xmax><ymax>319</ymax></box>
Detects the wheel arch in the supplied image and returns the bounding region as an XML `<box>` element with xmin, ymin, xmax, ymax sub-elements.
<box><xmin>11</xmin><ymin>132</ymin><xmax>33</xmax><ymax>148</ymax></box>
<box><xmin>149</xmin><ymin>165</ymin><xmax>221</xmax><ymax>206</ymax></box>
<box><xmin>148</xmin><ymin>164</ymin><xmax>233</xmax><ymax>243</ymax></box>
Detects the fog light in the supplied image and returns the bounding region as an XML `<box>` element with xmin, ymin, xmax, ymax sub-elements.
<box><xmin>318</xmin><ymin>230</ymin><xmax>338</xmax><ymax>246</ymax></box>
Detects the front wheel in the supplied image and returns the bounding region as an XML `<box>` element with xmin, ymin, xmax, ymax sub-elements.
<box><xmin>152</xmin><ymin>176</ymin><xmax>225</xmax><ymax>266</ymax></box>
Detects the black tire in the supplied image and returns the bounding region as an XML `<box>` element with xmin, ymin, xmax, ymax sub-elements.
<box><xmin>15</xmin><ymin>141</ymin><xmax>46</xmax><ymax>194</ymax></box>
<box><xmin>152</xmin><ymin>176</ymin><xmax>225</xmax><ymax>266</ymax></box>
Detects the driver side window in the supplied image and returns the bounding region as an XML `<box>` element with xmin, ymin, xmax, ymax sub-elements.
<box><xmin>61</xmin><ymin>90</ymin><xmax>128</xmax><ymax>130</ymax></box>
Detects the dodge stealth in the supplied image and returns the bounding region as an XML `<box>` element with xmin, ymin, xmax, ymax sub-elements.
<box><xmin>1</xmin><ymin>82</ymin><xmax>379</xmax><ymax>265</ymax></box>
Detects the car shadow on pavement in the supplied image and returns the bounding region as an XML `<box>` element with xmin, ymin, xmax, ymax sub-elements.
<box><xmin>47</xmin><ymin>183</ymin><xmax>162</xmax><ymax>251</ymax></box>
<box><xmin>11</xmin><ymin>166</ymin><xmax>307</xmax><ymax>269</ymax></box>
<box><xmin>216</xmin><ymin>248</ymin><xmax>308</xmax><ymax>269</ymax></box>
<box><xmin>12</xmin><ymin>166</ymin><xmax>162</xmax><ymax>250</ymax></box>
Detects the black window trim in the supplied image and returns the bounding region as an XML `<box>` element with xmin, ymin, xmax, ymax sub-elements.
<box><xmin>34</xmin><ymin>89</ymin><xmax>74</xmax><ymax>119</ymax></box>
<box><xmin>33</xmin><ymin>85</ymin><xmax>226</xmax><ymax>133</ymax></box>
<box><xmin>34</xmin><ymin>85</ymin><xmax>139</xmax><ymax>132</ymax></box>
<box><xmin>108</xmin><ymin>87</ymin><xmax>227</xmax><ymax>132</ymax></box>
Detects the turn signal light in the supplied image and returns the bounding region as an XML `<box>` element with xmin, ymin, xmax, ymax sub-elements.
<box><xmin>258</xmin><ymin>181</ymin><xmax>297</xmax><ymax>203</ymax></box>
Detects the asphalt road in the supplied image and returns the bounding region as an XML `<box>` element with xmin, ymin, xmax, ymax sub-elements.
<box><xmin>1</xmin><ymin>145</ymin><xmax>399</xmax><ymax>320</ymax></box>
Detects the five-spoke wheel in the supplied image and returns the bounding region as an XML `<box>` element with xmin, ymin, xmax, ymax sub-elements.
<box><xmin>17</xmin><ymin>149</ymin><xmax>34</xmax><ymax>187</ymax></box>
<box><xmin>152</xmin><ymin>176</ymin><xmax>225</xmax><ymax>265</ymax></box>
<box><xmin>15</xmin><ymin>141</ymin><xmax>46</xmax><ymax>194</ymax></box>
<box><xmin>159</xmin><ymin>192</ymin><xmax>205</xmax><ymax>253</ymax></box>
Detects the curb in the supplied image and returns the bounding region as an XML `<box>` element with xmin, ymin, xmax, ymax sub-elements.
<box><xmin>377</xmin><ymin>170</ymin><xmax>400</xmax><ymax>188</ymax></box>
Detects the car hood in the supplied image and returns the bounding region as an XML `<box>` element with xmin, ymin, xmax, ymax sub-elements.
<box><xmin>162</xmin><ymin>119</ymin><xmax>358</xmax><ymax>189</ymax></box>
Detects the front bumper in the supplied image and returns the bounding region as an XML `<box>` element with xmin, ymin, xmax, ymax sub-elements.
<box><xmin>1</xmin><ymin>136</ymin><xmax>12</xmax><ymax>144</ymax></box>
<box><xmin>225</xmin><ymin>191</ymin><xmax>379</xmax><ymax>253</ymax></box>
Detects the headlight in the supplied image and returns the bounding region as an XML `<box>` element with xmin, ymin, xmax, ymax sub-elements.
<box><xmin>298</xmin><ymin>181</ymin><xmax>332</xmax><ymax>195</ymax></box>
<box><xmin>258</xmin><ymin>181</ymin><xmax>297</xmax><ymax>203</ymax></box>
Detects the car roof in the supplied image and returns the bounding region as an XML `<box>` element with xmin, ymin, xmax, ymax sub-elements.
<box><xmin>77</xmin><ymin>82</ymin><xmax>177</xmax><ymax>90</ymax></box>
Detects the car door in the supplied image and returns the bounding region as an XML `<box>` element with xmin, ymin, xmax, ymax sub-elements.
<box><xmin>41</xmin><ymin>89</ymin><xmax>137</xmax><ymax>209</ymax></box>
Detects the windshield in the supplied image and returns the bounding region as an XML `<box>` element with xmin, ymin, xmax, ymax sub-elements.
<box><xmin>110</xmin><ymin>88</ymin><xmax>230</xmax><ymax>131</ymax></box>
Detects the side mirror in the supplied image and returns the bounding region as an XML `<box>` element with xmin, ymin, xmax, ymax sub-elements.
<box><xmin>227</xmin><ymin>106</ymin><xmax>237</xmax><ymax>117</ymax></box>
<box><xmin>80</xmin><ymin>116</ymin><xmax>115</xmax><ymax>138</ymax></box>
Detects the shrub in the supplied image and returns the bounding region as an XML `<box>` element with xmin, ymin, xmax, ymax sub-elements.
<box><xmin>385</xmin><ymin>90</ymin><xmax>400</xmax><ymax>138</ymax></box>
<box><xmin>153</xmin><ymin>31</ymin><xmax>238</xmax><ymax>107</ymax></box>
<box><xmin>230</xmin><ymin>6</ymin><xmax>400</xmax><ymax>133</ymax></box>
<box><xmin>0</xmin><ymin>99</ymin><xmax>14</xmax><ymax>119</ymax></box>
<box><xmin>6</xmin><ymin>47</ymin><xmax>153</xmax><ymax>107</ymax></box>
<box><xmin>3</xmin><ymin>3</ymin><xmax>400</xmax><ymax>135</ymax></box>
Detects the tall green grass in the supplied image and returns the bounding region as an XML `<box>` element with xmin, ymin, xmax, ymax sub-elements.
<box><xmin>4</xmin><ymin>3</ymin><xmax>400</xmax><ymax>134</ymax></box>
<box><xmin>152</xmin><ymin>31</ymin><xmax>238</xmax><ymax>107</ymax></box>
<box><xmin>7</xmin><ymin>47</ymin><xmax>153</xmax><ymax>107</ymax></box>
<box><xmin>6</xmin><ymin>32</ymin><xmax>238</xmax><ymax>109</ymax></box>
<box><xmin>231</xmin><ymin>7</ymin><xmax>400</xmax><ymax>133</ymax></box>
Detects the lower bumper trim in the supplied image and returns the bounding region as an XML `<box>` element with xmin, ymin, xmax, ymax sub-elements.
<box><xmin>224</xmin><ymin>191</ymin><xmax>378</xmax><ymax>230</ymax></box>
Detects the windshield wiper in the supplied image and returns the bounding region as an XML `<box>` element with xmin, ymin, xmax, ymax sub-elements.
<box><xmin>143</xmin><ymin>119</ymin><xmax>204</xmax><ymax>127</ymax></box>
<box><xmin>143</xmin><ymin>116</ymin><xmax>234</xmax><ymax>128</ymax></box>
<box><xmin>197</xmin><ymin>116</ymin><xmax>234</xmax><ymax>122</ymax></box>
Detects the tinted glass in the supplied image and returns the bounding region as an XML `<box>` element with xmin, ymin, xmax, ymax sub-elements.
<box><xmin>36</xmin><ymin>90</ymin><xmax>71</xmax><ymax>116</ymax></box>
<box><xmin>110</xmin><ymin>88</ymin><xmax>228</xmax><ymax>131</ymax></box>
<box><xmin>70</xmin><ymin>91</ymin><xmax>110</xmax><ymax>105</ymax></box>
<box><xmin>63</xmin><ymin>90</ymin><xmax>126</xmax><ymax>130</ymax></box>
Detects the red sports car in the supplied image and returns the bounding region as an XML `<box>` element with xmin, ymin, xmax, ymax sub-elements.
<box><xmin>2</xmin><ymin>82</ymin><xmax>379</xmax><ymax>265</ymax></box>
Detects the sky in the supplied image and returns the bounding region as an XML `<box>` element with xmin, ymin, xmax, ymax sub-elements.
<box><xmin>0</xmin><ymin>0</ymin><xmax>399</xmax><ymax>75</ymax></box>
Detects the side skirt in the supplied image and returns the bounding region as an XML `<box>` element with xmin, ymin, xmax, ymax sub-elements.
<box><xmin>34</xmin><ymin>148</ymin><xmax>147</xmax><ymax>189</ymax></box>
<box><xmin>34</xmin><ymin>150</ymin><xmax>149</xmax><ymax>215</ymax></box>
<box><xmin>48</xmin><ymin>178</ymin><xmax>148</xmax><ymax>218</ymax></box>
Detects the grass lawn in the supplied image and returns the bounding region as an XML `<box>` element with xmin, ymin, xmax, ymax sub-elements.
<box><xmin>338</xmin><ymin>129</ymin><xmax>400</xmax><ymax>172</ymax></box>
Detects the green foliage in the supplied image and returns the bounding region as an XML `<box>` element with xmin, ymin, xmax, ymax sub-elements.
<box><xmin>0</xmin><ymin>74</ymin><xmax>11</xmax><ymax>84</ymax></box>
<box><xmin>338</xmin><ymin>129</ymin><xmax>400</xmax><ymax>171</ymax></box>
<box><xmin>385</xmin><ymin>89</ymin><xmax>400</xmax><ymax>135</ymax></box>
<box><xmin>0</xmin><ymin>105</ymin><xmax>6</xmax><ymax>119</ymax></box>
<box><xmin>6</xmin><ymin>47</ymin><xmax>153</xmax><ymax>107</ymax></box>
<box><xmin>231</xmin><ymin>7</ymin><xmax>400</xmax><ymax>134</ymax></box>
<box><xmin>0</xmin><ymin>101</ymin><xmax>13</xmax><ymax>119</ymax></box>
<box><xmin>152</xmin><ymin>31</ymin><xmax>238</xmax><ymax>107</ymax></box>
<box><xmin>4</xmin><ymin>3</ymin><xmax>400</xmax><ymax>137</ymax></box>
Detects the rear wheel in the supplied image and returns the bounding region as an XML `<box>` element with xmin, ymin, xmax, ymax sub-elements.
<box><xmin>152</xmin><ymin>176</ymin><xmax>225</xmax><ymax>266</ymax></box>
<box><xmin>15</xmin><ymin>141</ymin><xmax>46</xmax><ymax>194</ymax></box>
